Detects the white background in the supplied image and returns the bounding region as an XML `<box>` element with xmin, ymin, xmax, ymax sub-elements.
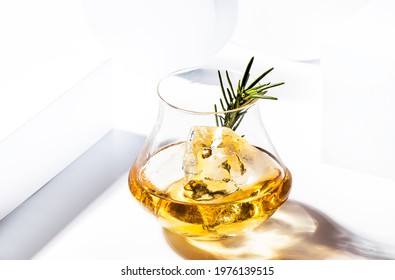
<box><xmin>1</xmin><ymin>0</ymin><xmax>395</xmax><ymax>261</ymax></box>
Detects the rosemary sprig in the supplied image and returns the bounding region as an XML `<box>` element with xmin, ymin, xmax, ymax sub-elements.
<box><xmin>214</xmin><ymin>57</ymin><xmax>284</xmax><ymax>131</ymax></box>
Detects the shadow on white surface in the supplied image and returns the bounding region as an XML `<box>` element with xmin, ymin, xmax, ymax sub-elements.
<box><xmin>0</xmin><ymin>129</ymin><xmax>145</xmax><ymax>260</ymax></box>
<box><xmin>164</xmin><ymin>199</ymin><xmax>395</xmax><ymax>260</ymax></box>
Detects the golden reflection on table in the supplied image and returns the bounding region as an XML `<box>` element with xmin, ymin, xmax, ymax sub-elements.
<box><xmin>163</xmin><ymin>200</ymin><xmax>394</xmax><ymax>260</ymax></box>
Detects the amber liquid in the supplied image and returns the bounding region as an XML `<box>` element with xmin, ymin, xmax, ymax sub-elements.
<box><xmin>129</xmin><ymin>143</ymin><xmax>292</xmax><ymax>239</ymax></box>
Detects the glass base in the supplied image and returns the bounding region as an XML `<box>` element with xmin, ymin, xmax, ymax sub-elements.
<box><xmin>163</xmin><ymin>200</ymin><xmax>395</xmax><ymax>260</ymax></box>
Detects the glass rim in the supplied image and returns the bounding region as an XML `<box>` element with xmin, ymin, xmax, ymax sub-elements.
<box><xmin>156</xmin><ymin>66</ymin><xmax>259</xmax><ymax>115</ymax></box>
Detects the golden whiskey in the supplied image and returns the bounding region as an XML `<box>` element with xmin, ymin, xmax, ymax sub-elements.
<box><xmin>129</xmin><ymin>142</ymin><xmax>291</xmax><ymax>240</ymax></box>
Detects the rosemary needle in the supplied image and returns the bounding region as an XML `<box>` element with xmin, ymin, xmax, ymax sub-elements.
<box><xmin>214</xmin><ymin>57</ymin><xmax>284</xmax><ymax>131</ymax></box>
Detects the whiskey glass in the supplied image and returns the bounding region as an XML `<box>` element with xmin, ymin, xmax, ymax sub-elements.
<box><xmin>128</xmin><ymin>67</ymin><xmax>291</xmax><ymax>240</ymax></box>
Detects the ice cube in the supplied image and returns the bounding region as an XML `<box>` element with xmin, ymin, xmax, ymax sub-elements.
<box><xmin>182</xmin><ymin>126</ymin><xmax>279</xmax><ymax>201</ymax></box>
